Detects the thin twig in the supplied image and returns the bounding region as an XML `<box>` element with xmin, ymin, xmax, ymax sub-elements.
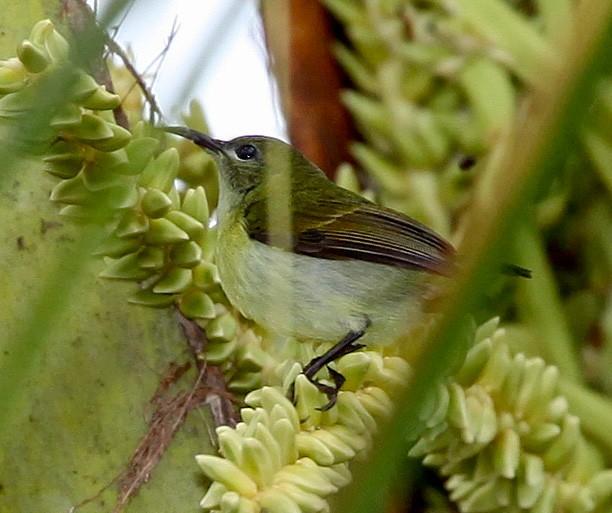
<box><xmin>104</xmin><ymin>16</ymin><xmax>179</xmax><ymax>124</ymax></box>
<box><xmin>146</xmin><ymin>18</ymin><xmax>180</xmax><ymax>105</ymax></box>
<box><xmin>104</xmin><ymin>36</ymin><xmax>165</xmax><ymax>123</ymax></box>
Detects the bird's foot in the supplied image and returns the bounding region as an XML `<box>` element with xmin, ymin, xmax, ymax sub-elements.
<box><xmin>289</xmin><ymin>323</ymin><xmax>368</xmax><ymax>411</ymax></box>
<box><xmin>306</xmin><ymin>366</ymin><xmax>346</xmax><ymax>411</ymax></box>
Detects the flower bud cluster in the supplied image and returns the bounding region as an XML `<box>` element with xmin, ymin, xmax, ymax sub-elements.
<box><xmin>410</xmin><ymin>318</ymin><xmax>612</xmax><ymax>513</ymax></box>
<box><xmin>322</xmin><ymin>0</ymin><xmax>572</xmax><ymax>235</ymax></box>
<box><xmin>3</xmin><ymin>22</ymin><xmax>213</xmax><ymax>315</ymax></box>
<box><xmin>0</xmin><ymin>20</ymin><xmax>69</xmax><ymax>92</ymax></box>
<box><xmin>196</xmin><ymin>350</ymin><xmax>410</xmax><ymax>513</ymax></box>
<box><xmin>0</xmin><ymin>20</ymin><xmax>267</xmax><ymax>389</ymax></box>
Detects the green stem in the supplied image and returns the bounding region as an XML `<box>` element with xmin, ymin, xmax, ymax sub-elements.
<box><xmin>513</xmin><ymin>217</ymin><xmax>583</xmax><ymax>382</ymax></box>
<box><xmin>559</xmin><ymin>378</ymin><xmax>612</xmax><ymax>454</ymax></box>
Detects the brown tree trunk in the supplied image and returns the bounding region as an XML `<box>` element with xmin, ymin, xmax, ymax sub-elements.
<box><xmin>261</xmin><ymin>0</ymin><xmax>355</xmax><ymax>178</ymax></box>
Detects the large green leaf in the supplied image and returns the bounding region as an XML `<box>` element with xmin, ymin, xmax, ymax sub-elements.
<box><xmin>0</xmin><ymin>4</ymin><xmax>214</xmax><ymax>512</ymax></box>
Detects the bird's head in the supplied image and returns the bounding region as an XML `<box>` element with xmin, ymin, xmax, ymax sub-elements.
<box><xmin>164</xmin><ymin>126</ymin><xmax>321</xmax><ymax>201</ymax></box>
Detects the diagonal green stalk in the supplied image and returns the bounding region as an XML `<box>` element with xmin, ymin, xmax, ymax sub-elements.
<box><xmin>336</xmin><ymin>3</ymin><xmax>612</xmax><ymax>512</ymax></box>
<box><xmin>513</xmin><ymin>216</ymin><xmax>582</xmax><ymax>382</ymax></box>
<box><xmin>559</xmin><ymin>377</ymin><xmax>612</xmax><ymax>453</ymax></box>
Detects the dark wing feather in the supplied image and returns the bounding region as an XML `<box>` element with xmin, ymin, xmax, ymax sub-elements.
<box><xmin>294</xmin><ymin>204</ymin><xmax>454</xmax><ymax>274</ymax></box>
<box><xmin>244</xmin><ymin>194</ymin><xmax>454</xmax><ymax>275</ymax></box>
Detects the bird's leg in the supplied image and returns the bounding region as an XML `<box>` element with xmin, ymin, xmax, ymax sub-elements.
<box><xmin>302</xmin><ymin>329</ymin><xmax>366</xmax><ymax>378</ymax></box>
<box><xmin>301</xmin><ymin>319</ymin><xmax>370</xmax><ymax>411</ymax></box>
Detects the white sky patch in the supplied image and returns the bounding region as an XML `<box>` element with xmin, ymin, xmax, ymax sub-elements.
<box><xmin>89</xmin><ymin>0</ymin><xmax>286</xmax><ymax>140</ymax></box>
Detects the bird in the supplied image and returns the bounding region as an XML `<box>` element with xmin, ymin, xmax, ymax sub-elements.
<box><xmin>165</xmin><ymin>126</ymin><xmax>454</xmax><ymax>409</ymax></box>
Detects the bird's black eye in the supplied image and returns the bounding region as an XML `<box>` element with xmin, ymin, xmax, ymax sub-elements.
<box><xmin>235</xmin><ymin>144</ymin><xmax>259</xmax><ymax>161</ymax></box>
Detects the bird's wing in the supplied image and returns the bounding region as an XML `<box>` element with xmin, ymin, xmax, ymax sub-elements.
<box><xmin>243</xmin><ymin>193</ymin><xmax>454</xmax><ymax>275</ymax></box>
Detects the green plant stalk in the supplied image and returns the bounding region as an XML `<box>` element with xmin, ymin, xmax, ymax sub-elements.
<box><xmin>559</xmin><ymin>377</ymin><xmax>612</xmax><ymax>455</ymax></box>
<box><xmin>336</xmin><ymin>3</ymin><xmax>612</xmax><ymax>513</ymax></box>
<box><xmin>583</xmin><ymin>129</ymin><xmax>612</xmax><ymax>195</ymax></box>
<box><xmin>513</xmin><ymin>216</ymin><xmax>582</xmax><ymax>382</ymax></box>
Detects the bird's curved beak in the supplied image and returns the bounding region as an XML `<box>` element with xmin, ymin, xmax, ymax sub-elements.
<box><xmin>163</xmin><ymin>126</ymin><xmax>225</xmax><ymax>155</ymax></box>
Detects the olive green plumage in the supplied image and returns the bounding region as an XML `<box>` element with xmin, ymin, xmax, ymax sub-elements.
<box><xmin>165</xmin><ymin>127</ymin><xmax>453</xmax><ymax>347</ymax></box>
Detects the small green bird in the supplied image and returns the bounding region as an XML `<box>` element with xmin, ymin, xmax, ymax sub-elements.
<box><xmin>165</xmin><ymin>127</ymin><xmax>454</xmax><ymax>408</ymax></box>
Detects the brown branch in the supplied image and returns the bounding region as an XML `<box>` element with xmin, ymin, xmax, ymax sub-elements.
<box><xmin>261</xmin><ymin>0</ymin><xmax>357</xmax><ymax>178</ymax></box>
<box><xmin>103</xmin><ymin>17</ymin><xmax>179</xmax><ymax>124</ymax></box>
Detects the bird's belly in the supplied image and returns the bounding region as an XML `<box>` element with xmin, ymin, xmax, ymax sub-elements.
<box><xmin>217</xmin><ymin>227</ymin><xmax>427</xmax><ymax>345</ymax></box>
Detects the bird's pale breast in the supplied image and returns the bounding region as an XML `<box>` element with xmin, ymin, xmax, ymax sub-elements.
<box><xmin>216</xmin><ymin>219</ymin><xmax>429</xmax><ymax>345</ymax></box>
